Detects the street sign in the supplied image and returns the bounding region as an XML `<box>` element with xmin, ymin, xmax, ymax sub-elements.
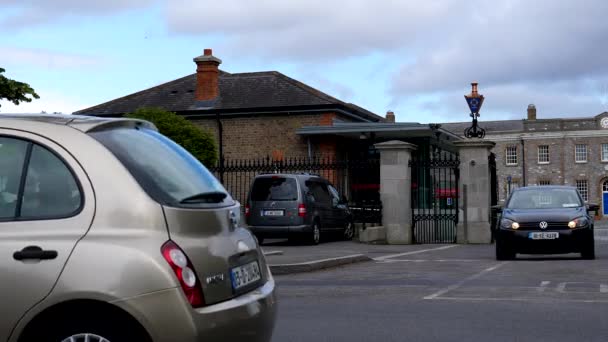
<box><xmin>465</xmin><ymin>96</ymin><xmax>484</xmax><ymax>113</ymax></box>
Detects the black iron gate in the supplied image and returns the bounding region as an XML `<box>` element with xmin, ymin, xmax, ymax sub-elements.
<box><xmin>409</xmin><ymin>153</ymin><xmax>460</xmax><ymax>244</ymax></box>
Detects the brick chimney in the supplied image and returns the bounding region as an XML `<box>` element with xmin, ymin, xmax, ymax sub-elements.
<box><xmin>386</xmin><ymin>110</ymin><xmax>395</xmax><ymax>123</ymax></box>
<box><xmin>527</xmin><ymin>104</ymin><xmax>537</xmax><ymax>120</ymax></box>
<box><xmin>193</xmin><ymin>49</ymin><xmax>222</xmax><ymax>102</ymax></box>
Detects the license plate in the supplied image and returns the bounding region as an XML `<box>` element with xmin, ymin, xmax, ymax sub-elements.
<box><xmin>528</xmin><ymin>232</ymin><xmax>559</xmax><ymax>240</ymax></box>
<box><xmin>230</xmin><ymin>261</ymin><xmax>262</xmax><ymax>290</ymax></box>
<box><xmin>262</xmin><ymin>210</ymin><xmax>284</xmax><ymax>216</ymax></box>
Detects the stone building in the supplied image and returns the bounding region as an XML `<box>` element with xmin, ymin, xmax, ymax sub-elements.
<box><xmin>443</xmin><ymin>105</ymin><xmax>608</xmax><ymax>216</ymax></box>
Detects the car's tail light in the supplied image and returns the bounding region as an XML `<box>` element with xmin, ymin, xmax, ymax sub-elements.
<box><xmin>161</xmin><ymin>240</ymin><xmax>205</xmax><ymax>308</ymax></box>
<box><xmin>245</xmin><ymin>204</ymin><xmax>251</xmax><ymax>218</ymax></box>
<box><xmin>298</xmin><ymin>203</ymin><xmax>306</xmax><ymax>217</ymax></box>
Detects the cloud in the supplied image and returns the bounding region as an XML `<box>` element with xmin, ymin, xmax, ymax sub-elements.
<box><xmin>399</xmin><ymin>79</ymin><xmax>608</xmax><ymax>124</ymax></box>
<box><xmin>0</xmin><ymin>47</ymin><xmax>103</xmax><ymax>69</ymax></box>
<box><xmin>0</xmin><ymin>89</ymin><xmax>88</xmax><ymax>114</ymax></box>
<box><xmin>165</xmin><ymin>0</ymin><xmax>461</xmax><ymax>61</ymax></box>
<box><xmin>0</xmin><ymin>0</ymin><xmax>155</xmax><ymax>29</ymax></box>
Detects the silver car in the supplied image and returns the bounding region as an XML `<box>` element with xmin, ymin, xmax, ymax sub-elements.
<box><xmin>0</xmin><ymin>114</ymin><xmax>277</xmax><ymax>342</ymax></box>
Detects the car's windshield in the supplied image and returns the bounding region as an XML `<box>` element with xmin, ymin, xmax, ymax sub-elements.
<box><xmin>507</xmin><ymin>188</ymin><xmax>583</xmax><ymax>209</ymax></box>
<box><xmin>90</xmin><ymin>127</ymin><xmax>231</xmax><ymax>207</ymax></box>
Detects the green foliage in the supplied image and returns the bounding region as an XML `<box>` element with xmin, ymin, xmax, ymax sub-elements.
<box><xmin>0</xmin><ymin>67</ymin><xmax>40</xmax><ymax>108</ymax></box>
<box><xmin>126</xmin><ymin>107</ymin><xmax>218</xmax><ymax>166</ymax></box>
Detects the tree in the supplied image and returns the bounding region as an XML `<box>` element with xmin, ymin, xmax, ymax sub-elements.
<box><xmin>126</xmin><ymin>107</ymin><xmax>218</xmax><ymax>166</ymax></box>
<box><xmin>0</xmin><ymin>68</ymin><xmax>39</xmax><ymax>109</ymax></box>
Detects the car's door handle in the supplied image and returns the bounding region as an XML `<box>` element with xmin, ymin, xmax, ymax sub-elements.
<box><xmin>13</xmin><ymin>246</ymin><xmax>58</xmax><ymax>261</ymax></box>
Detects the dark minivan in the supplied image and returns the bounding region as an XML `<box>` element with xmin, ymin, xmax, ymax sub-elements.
<box><xmin>245</xmin><ymin>173</ymin><xmax>354</xmax><ymax>245</ymax></box>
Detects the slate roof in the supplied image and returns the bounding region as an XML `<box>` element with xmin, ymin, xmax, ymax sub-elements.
<box><xmin>74</xmin><ymin>70</ymin><xmax>384</xmax><ymax>122</ymax></box>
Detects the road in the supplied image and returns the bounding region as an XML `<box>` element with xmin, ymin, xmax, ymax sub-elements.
<box><xmin>271</xmin><ymin>230</ymin><xmax>608</xmax><ymax>342</ymax></box>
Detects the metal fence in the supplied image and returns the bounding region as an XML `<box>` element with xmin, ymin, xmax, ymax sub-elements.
<box><xmin>410</xmin><ymin>153</ymin><xmax>460</xmax><ymax>243</ymax></box>
<box><xmin>208</xmin><ymin>156</ymin><xmax>382</xmax><ymax>224</ymax></box>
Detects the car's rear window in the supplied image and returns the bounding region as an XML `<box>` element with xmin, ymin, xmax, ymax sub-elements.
<box><xmin>90</xmin><ymin>127</ymin><xmax>232</xmax><ymax>207</ymax></box>
<box><xmin>251</xmin><ymin>177</ymin><xmax>298</xmax><ymax>201</ymax></box>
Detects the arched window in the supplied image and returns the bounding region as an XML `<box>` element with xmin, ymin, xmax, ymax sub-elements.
<box><xmin>603</xmin><ymin>180</ymin><xmax>608</xmax><ymax>192</ymax></box>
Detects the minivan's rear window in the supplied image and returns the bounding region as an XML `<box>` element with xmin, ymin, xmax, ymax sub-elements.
<box><xmin>90</xmin><ymin>127</ymin><xmax>232</xmax><ymax>207</ymax></box>
<box><xmin>251</xmin><ymin>177</ymin><xmax>297</xmax><ymax>201</ymax></box>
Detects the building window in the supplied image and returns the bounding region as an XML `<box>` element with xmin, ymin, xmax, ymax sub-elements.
<box><xmin>575</xmin><ymin>144</ymin><xmax>587</xmax><ymax>163</ymax></box>
<box><xmin>538</xmin><ymin>145</ymin><xmax>549</xmax><ymax>164</ymax></box>
<box><xmin>602</xmin><ymin>144</ymin><xmax>608</xmax><ymax>162</ymax></box>
<box><xmin>539</xmin><ymin>180</ymin><xmax>551</xmax><ymax>186</ymax></box>
<box><xmin>506</xmin><ymin>146</ymin><xmax>517</xmax><ymax>165</ymax></box>
<box><xmin>506</xmin><ymin>178</ymin><xmax>520</xmax><ymax>197</ymax></box>
<box><xmin>576</xmin><ymin>179</ymin><xmax>588</xmax><ymax>202</ymax></box>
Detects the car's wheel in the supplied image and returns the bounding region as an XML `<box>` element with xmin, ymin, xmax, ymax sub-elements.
<box><xmin>496</xmin><ymin>239</ymin><xmax>515</xmax><ymax>260</ymax></box>
<box><xmin>343</xmin><ymin>220</ymin><xmax>355</xmax><ymax>240</ymax></box>
<box><xmin>24</xmin><ymin>313</ymin><xmax>150</xmax><ymax>342</ymax></box>
<box><xmin>581</xmin><ymin>237</ymin><xmax>595</xmax><ymax>260</ymax></box>
<box><xmin>310</xmin><ymin>221</ymin><xmax>321</xmax><ymax>245</ymax></box>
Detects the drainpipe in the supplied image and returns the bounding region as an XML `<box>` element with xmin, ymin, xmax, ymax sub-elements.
<box><xmin>216</xmin><ymin>112</ymin><xmax>224</xmax><ymax>183</ymax></box>
<box><xmin>521</xmin><ymin>138</ymin><xmax>526</xmax><ymax>186</ymax></box>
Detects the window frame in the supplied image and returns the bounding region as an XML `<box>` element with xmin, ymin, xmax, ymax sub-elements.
<box><xmin>538</xmin><ymin>180</ymin><xmax>551</xmax><ymax>186</ymax></box>
<box><xmin>505</xmin><ymin>146</ymin><xmax>518</xmax><ymax>166</ymax></box>
<box><xmin>575</xmin><ymin>144</ymin><xmax>588</xmax><ymax>163</ymax></box>
<box><xmin>602</xmin><ymin>143</ymin><xmax>608</xmax><ymax>162</ymax></box>
<box><xmin>537</xmin><ymin>145</ymin><xmax>550</xmax><ymax>164</ymax></box>
<box><xmin>0</xmin><ymin>135</ymin><xmax>84</xmax><ymax>222</ymax></box>
<box><xmin>575</xmin><ymin>179</ymin><xmax>589</xmax><ymax>202</ymax></box>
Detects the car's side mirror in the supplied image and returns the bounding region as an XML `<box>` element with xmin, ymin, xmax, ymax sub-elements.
<box><xmin>587</xmin><ymin>203</ymin><xmax>599</xmax><ymax>213</ymax></box>
<box><xmin>332</xmin><ymin>197</ymin><xmax>339</xmax><ymax>207</ymax></box>
<box><xmin>491</xmin><ymin>204</ymin><xmax>503</xmax><ymax>213</ymax></box>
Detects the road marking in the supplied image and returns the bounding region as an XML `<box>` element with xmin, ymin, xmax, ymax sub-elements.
<box><xmin>537</xmin><ymin>281</ymin><xmax>551</xmax><ymax>293</ymax></box>
<box><xmin>373</xmin><ymin>245</ymin><xmax>458</xmax><ymax>261</ymax></box>
<box><xmin>431</xmin><ymin>296</ymin><xmax>608</xmax><ymax>304</ymax></box>
<box><xmin>424</xmin><ymin>262</ymin><xmax>509</xmax><ymax>300</ymax></box>
<box><xmin>378</xmin><ymin>259</ymin><xmax>482</xmax><ymax>263</ymax></box>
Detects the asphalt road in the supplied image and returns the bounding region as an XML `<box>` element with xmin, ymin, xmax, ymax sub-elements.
<box><xmin>271</xmin><ymin>229</ymin><xmax>608</xmax><ymax>342</ymax></box>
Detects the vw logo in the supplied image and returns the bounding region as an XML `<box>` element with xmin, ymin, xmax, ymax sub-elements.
<box><xmin>539</xmin><ymin>221</ymin><xmax>548</xmax><ymax>230</ymax></box>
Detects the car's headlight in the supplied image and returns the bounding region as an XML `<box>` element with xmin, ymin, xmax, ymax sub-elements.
<box><xmin>500</xmin><ymin>218</ymin><xmax>519</xmax><ymax>230</ymax></box>
<box><xmin>568</xmin><ymin>217</ymin><xmax>588</xmax><ymax>229</ymax></box>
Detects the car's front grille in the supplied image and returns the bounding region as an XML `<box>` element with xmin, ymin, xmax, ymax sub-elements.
<box><xmin>517</xmin><ymin>222</ymin><xmax>569</xmax><ymax>230</ymax></box>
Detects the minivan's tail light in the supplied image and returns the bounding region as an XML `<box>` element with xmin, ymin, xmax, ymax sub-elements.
<box><xmin>161</xmin><ymin>240</ymin><xmax>205</xmax><ymax>308</ymax></box>
<box><xmin>298</xmin><ymin>203</ymin><xmax>307</xmax><ymax>217</ymax></box>
<box><xmin>245</xmin><ymin>204</ymin><xmax>251</xmax><ymax>218</ymax></box>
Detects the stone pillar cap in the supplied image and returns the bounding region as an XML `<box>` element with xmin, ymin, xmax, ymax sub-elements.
<box><xmin>374</xmin><ymin>140</ymin><xmax>417</xmax><ymax>151</ymax></box>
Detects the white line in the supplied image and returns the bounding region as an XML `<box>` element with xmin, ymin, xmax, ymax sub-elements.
<box><xmin>373</xmin><ymin>245</ymin><xmax>458</xmax><ymax>261</ymax></box>
<box><xmin>424</xmin><ymin>262</ymin><xmax>509</xmax><ymax>300</ymax></box>
<box><xmin>537</xmin><ymin>281</ymin><xmax>551</xmax><ymax>293</ymax></box>
<box><xmin>377</xmin><ymin>259</ymin><xmax>482</xmax><ymax>263</ymax></box>
<box><xmin>431</xmin><ymin>296</ymin><xmax>608</xmax><ymax>304</ymax></box>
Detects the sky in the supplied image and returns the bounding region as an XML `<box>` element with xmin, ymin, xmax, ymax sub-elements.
<box><xmin>1</xmin><ymin>0</ymin><xmax>608</xmax><ymax>123</ymax></box>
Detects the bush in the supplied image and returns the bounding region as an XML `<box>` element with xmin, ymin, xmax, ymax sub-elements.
<box><xmin>126</xmin><ymin>107</ymin><xmax>218</xmax><ymax>167</ymax></box>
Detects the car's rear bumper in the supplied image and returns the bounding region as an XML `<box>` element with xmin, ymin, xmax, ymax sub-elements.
<box><xmin>497</xmin><ymin>227</ymin><xmax>593</xmax><ymax>254</ymax></box>
<box><xmin>114</xmin><ymin>278</ymin><xmax>277</xmax><ymax>342</ymax></box>
<box><xmin>248</xmin><ymin>224</ymin><xmax>311</xmax><ymax>237</ymax></box>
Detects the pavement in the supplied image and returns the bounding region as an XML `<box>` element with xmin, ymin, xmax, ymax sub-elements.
<box><xmin>264</xmin><ymin>223</ymin><xmax>608</xmax><ymax>275</ymax></box>
<box><xmin>263</xmin><ymin>238</ymin><xmax>466</xmax><ymax>275</ymax></box>
<box><xmin>270</xmin><ymin>232</ymin><xmax>608</xmax><ymax>342</ymax></box>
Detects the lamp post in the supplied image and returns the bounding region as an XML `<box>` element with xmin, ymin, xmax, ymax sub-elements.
<box><xmin>464</xmin><ymin>82</ymin><xmax>486</xmax><ymax>138</ymax></box>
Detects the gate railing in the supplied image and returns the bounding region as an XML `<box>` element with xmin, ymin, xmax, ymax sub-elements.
<box><xmin>207</xmin><ymin>156</ymin><xmax>382</xmax><ymax>225</ymax></box>
<box><xmin>409</xmin><ymin>155</ymin><xmax>460</xmax><ymax>243</ymax></box>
